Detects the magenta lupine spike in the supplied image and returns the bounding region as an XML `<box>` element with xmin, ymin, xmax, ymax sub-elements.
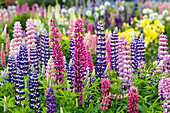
<box><xmin>6</xmin><ymin>37</ymin><xmax>9</xmax><ymax>56</ymax></box>
<box><xmin>117</xmin><ymin>36</ymin><xmax>133</xmax><ymax>93</ymax></box>
<box><xmin>7</xmin><ymin>11</ymin><xmax>10</xmax><ymax>25</ymax></box>
<box><xmin>50</xmin><ymin>19</ymin><xmax>65</xmax><ymax>90</ymax></box>
<box><xmin>158</xmin><ymin>33</ymin><xmax>169</xmax><ymax>61</ymax></box>
<box><xmin>87</xmin><ymin>51</ymin><xmax>94</xmax><ymax>73</ymax></box>
<box><xmin>32</xmin><ymin>5</ymin><xmax>35</xmax><ymax>19</ymax></box>
<box><xmin>87</xmin><ymin>22</ymin><xmax>93</xmax><ymax>35</ymax></box>
<box><xmin>10</xmin><ymin>21</ymin><xmax>23</xmax><ymax>59</ymax></box>
<box><xmin>40</xmin><ymin>8</ymin><xmax>45</xmax><ymax>19</ymax></box>
<box><xmin>100</xmin><ymin>78</ymin><xmax>112</xmax><ymax>111</ymax></box>
<box><xmin>16</xmin><ymin>6</ymin><xmax>20</xmax><ymax>15</ymax></box>
<box><xmin>1</xmin><ymin>43</ymin><xmax>6</xmax><ymax>69</ymax></box>
<box><xmin>106</xmin><ymin>38</ymin><xmax>112</xmax><ymax>71</ymax></box>
<box><xmin>1</xmin><ymin>13</ymin><xmax>4</xmax><ymax>26</ymax></box>
<box><xmin>73</xmin><ymin>19</ymin><xmax>86</xmax><ymax>105</ymax></box>
<box><xmin>25</xmin><ymin>19</ymin><xmax>37</xmax><ymax>61</ymax></box>
<box><xmin>46</xmin><ymin>56</ymin><xmax>55</xmax><ymax>84</ymax></box>
<box><xmin>127</xmin><ymin>86</ymin><xmax>139</xmax><ymax>113</ymax></box>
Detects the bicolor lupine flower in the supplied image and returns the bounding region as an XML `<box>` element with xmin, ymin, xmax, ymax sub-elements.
<box><xmin>100</xmin><ymin>78</ymin><xmax>112</xmax><ymax>111</ymax></box>
<box><xmin>155</xmin><ymin>59</ymin><xmax>165</xmax><ymax>74</ymax></box>
<box><xmin>73</xmin><ymin>19</ymin><xmax>86</xmax><ymax>105</ymax></box>
<box><xmin>29</xmin><ymin>66</ymin><xmax>41</xmax><ymax>113</ymax></box>
<box><xmin>6</xmin><ymin>37</ymin><xmax>9</xmax><ymax>56</ymax></box>
<box><xmin>96</xmin><ymin>21</ymin><xmax>106</xmax><ymax>80</ymax></box>
<box><xmin>25</xmin><ymin>19</ymin><xmax>37</xmax><ymax>61</ymax></box>
<box><xmin>35</xmin><ymin>33</ymin><xmax>41</xmax><ymax>60</ymax></box>
<box><xmin>41</xmin><ymin>29</ymin><xmax>51</xmax><ymax>67</ymax></box>
<box><xmin>127</xmin><ymin>86</ymin><xmax>139</xmax><ymax>113</ymax></box>
<box><xmin>10</xmin><ymin>21</ymin><xmax>23</xmax><ymax>59</ymax></box>
<box><xmin>67</xmin><ymin>59</ymin><xmax>74</xmax><ymax>92</ymax></box>
<box><xmin>1</xmin><ymin>43</ymin><xmax>6</xmax><ymax>69</ymax></box>
<box><xmin>111</xmin><ymin>27</ymin><xmax>118</xmax><ymax>71</ymax></box>
<box><xmin>117</xmin><ymin>36</ymin><xmax>133</xmax><ymax>93</ymax></box>
<box><xmin>163</xmin><ymin>55</ymin><xmax>170</xmax><ymax>73</ymax></box>
<box><xmin>46</xmin><ymin>56</ymin><xmax>54</xmax><ymax>84</ymax></box>
<box><xmin>15</xmin><ymin>40</ymin><xmax>29</xmax><ymax>107</ymax></box>
<box><xmin>157</xmin><ymin>33</ymin><xmax>169</xmax><ymax>61</ymax></box>
<box><xmin>7</xmin><ymin>51</ymin><xmax>16</xmax><ymax>83</ymax></box>
<box><xmin>69</xmin><ymin>37</ymin><xmax>75</xmax><ymax>60</ymax></box>
<box><xmin>30</xmin><ymin>43</ymin><xmax>39</xmax><ymax>75</ymax></box>
<box><xmin>50</xmin><ymin>19</ymin><xmax>65</xmax><ymax>90</ymax></box>
<box><xmin>106</xmin><ymin>38</ymin><xmax>112</xmax><ymax>71</ymax></box>
<box><xmin>46</xmin><ymin>85</ymin><xmax>57</xmax><ymax>113</ymax></box>
<box><xmin>131</xmin><ymin>34</ymin><xmax>138</xmax><ymax>72</ymax></box>
<box><xmin>158</xmin><ymin>75</ymin><xmax>170</xmax><ymax>113</ymax></box>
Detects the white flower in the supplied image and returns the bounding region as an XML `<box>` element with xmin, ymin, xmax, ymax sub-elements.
<box><xmin>62</xmin><ymin>0</ymin><xmax>66</xmax><ymax>3</ymax></box>
<box><xmin>142</xmin><ymin>9</ymin><xmax>148</xmax><ymax>14</ymax></box>
<box><xmin>65</xmin><ymin>21</ymin><xmax>69</xmax><ymax>26</ymax></box>
<box><xmin>95</xmin><ymin>7</ymin><xmax>99</xmax><ymax>11</ymax></box>
<box><xmin>93</xmin><ymin>12</ymin><xmax>99</xmax><ymax>19</ymax></box>
<box><xmin>158</xmin><ymin>15</ymin><xmax>163</xmax><ymax>20</ymax></box>
<box><xmin>99</xmin><ymin>5</ymin><xmax>105</xmax><ymax>10</ymax></box>
<box><xmin>68</xmin><ymin>7</ymin><xmax>75</xmax><ymax>14</ymax></box>
<box><xmin>120</xmin><ymin>6</ymin><xmax>124</xmax><ymax>11</ymax></box>
<box><xmin>160</xmin><ymin>20</ymin><xmax>165</xmax><ymax>25</ymax></box>
<box><xmin>162</xmin><ymin>10</ymin><xmax>169</xmax><ymax>16</ymax></box>
<box><xmin>100</xmin><ymin>10</ymin><xmax>105</xmax><ymax>16</ymax></box>
<box><xmin>143</xmin><ymin>15</ymin><xmax>148</xmax><ymax>19</ymax></box>
<box><xmin>153</xmin><ymin>12</ymin><xmax>158</xmax><ymax>18</ymax></box>
<box><xmin>61</xmin><ymin>8</ymin><xmax>67</xmax><ymax>14</ymax></box>
<box><xmin>86</xmin><ymin>10</ymin><xmax>92</xmax><ymax>16</ymax></box>
<box><xmin>166</xmin><ymin>16</ymin><xmax>170</xmax><ymax>21</ymax></box>
<box><xmin>104</xmin><ymin>1</ymin><xmax>110</xmax><ymax>7</ymax></box>
<box><xmin>148</xmin><ymin>9</ymin><xmax>153</xmax><ymax>14</ymax></box>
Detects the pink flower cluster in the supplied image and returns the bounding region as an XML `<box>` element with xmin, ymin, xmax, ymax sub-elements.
<box><xmin>158</xmin><ymin>33</ymin><xmax>168</xmax><ymax>60</ymax></box>
<box><xmin>10</xmin><ymin>21</ymin><xmax>23</xmax><ymax>59</ymax></box>
<box><xmin>87</xmin><ymin>22</ymin><xmax>93</xmax><ymax>35</ymax></box>
<box><xmin>73</xmin><ymin>19</ymin><xmax>86</xmax><ymax>105</ymax></box>
<box><xmin>127</xmin><ymin>86</ymin><xmax>139</xmax><ymax>113</ymax></box>
<box><xmin>158</xmin><ymin>75</ymin><xmax>170</xmax><ymax>113</ymax></box>
<box><xmin>1</xmin><ymin>43</ymin><xmax>6</xmax><ymax>69</ymax></box>
<box><xmin>25</xmin><ymin>19</ymin><xmax>37</xmax><ymax>61</ymax></box>
<box><xmin>106</xmin><ymin>38</ymin><xmax>112</xmax><ymax>71</ymax></box>
<box><xmin>87</xmin><ymin>51</ymin><xmax>94</xmax><ymax>73</ymax></box>
<box><xmin>117</xmin><ymin>36</ymin><xmax>133</xmax><ymax>93</ymax></box>
<box><xmin>46</xmin><ymin>56</ymin><xmax>55</xmax><ymax>84</ymax></box>
<box><xmin>100</xmin><ymin>78</ymin><xmax>112</xmax><ymax>111</ymax></box>
<box><xmin>50</xmin><ymin>19</ymin><xmax>65</xmax><ymax>89</ymax></box>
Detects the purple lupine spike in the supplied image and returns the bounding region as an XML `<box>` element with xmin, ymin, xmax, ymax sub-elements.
<box><xmin>30</xmin><ymin>43</ymin><xmax>39</xmax><ymax>75</ymax></box>
<box><xmin>41</xmin><ymin>29</ymin><xmax>51</xmax><ymax>67</ymax></box>
<box><xmin>111</xmin><ymin>27</ymin><xmax>118</xmax><ymax>71</ymax></box>
<box><xmin>15</xmin><ymin>39</ymin><xmax>29</xmax><ymax>107</ymax></box>
<box><xmin>29</xmin><ymin>66</ymin><xmax>41</xmax><ymax>113</ymax></box>
<box><xmin>67</xmin><ymin>59</ymin><xmax>74</xmax><ymax>92</ymax></box>
<box><xmin>46</xmin><ymin>85</ymin><xmax>57</xmax><ymax>113</ymax></box>
<box><xmin>73</xmin><ymin>19</ymin><xmax>86</xmax><ymax>105</ymax></box>
<box><xmin>96</xmin><ymin>21</ymin><xmax>106</xmax><ymax>80</ymax></box>
<box><xmin>35</xmin><ymin>33</ymin><xmax>41</xmax><ymax>60</ymax></box>
<box><xmin>117</xmin><ymin>37</ymin><xmax>133</xmax><ymax>93</ymax></box>
<box><xmin>131</xmin><ymin>3</ymin><xmax>135</xmax><ymax>18</ymax></box>
<box><xmin>50</xmin><ymin>19</ymin><xmax>65</xmax><ymax>91</ymax></box>
<box><xmin>7</xmin><ymin>51</ymin><xmax>16</xmax><ymax>83</ymax></box>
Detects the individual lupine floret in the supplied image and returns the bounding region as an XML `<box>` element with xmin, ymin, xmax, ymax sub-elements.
<box><xmin>7</xmin><ymin>51</ymin><xmax>16</xmax><ymax>83</ymax></box>
<box><xmin>14</xmin><ymin>39</ymin><xmax>29</xmax><ymax>107</ymax></box>
<box><xmin>110</xmin><ymin>27</ymin><xmax>118</xmax><ymax>71</ymax></box>
<box><xmin>157</xmin><ymin>33</ymin><xmax>169</xmax><ymax>61</ymax></box>
<box><xmin>1</xmin><ymin>43</ymin><xmax>6</xmax><ymax>69</ymax></box>
<box><xmin>100</xmin><ymin>78</ymin><xmax>112</xmax><ymax>111</ymax></box>
<box><xmin>30</xmin><ymin>43</ymin><xmax>39</xmax><ymax>75</ymax></box>
<box><xmin>96</xmin><ymin>21</ymin><xmax>106</xmax><ymax>80</ymax></box>
<box><xmin>117</xmin><ymin>36</ymin><xmax>133</xmax><ymax>93</ymax></box>
<box><xmin>10</xmin><ymin>21</ymin><xmax>23</xmax><ymax>59</ymax></box>
<box><xmin>50</xmin><ymin>19</ymin><xmax>65</xmax><ymax>90</ymax></box>
<box><xmin>73</xmin><ymin>19</ymin><xmax>86</xmax><ymax>105</ymax></box>
<box><xmin>127</xmin><ymin>86</ymin><xmax>139</xmax><ymax>113</ymax></box>
<box><xmin>29</xmin><ymin>66</ymin><xmax>41</xmax><ymax>113</ymax></box>
<box><xmin>25</xmin><ymin>19</ymin><xmax>37</xmax><ymax>61</ymax></box>
<box><xmin>46</xmin><ymin>85</ymin><xmax>57</xmax><ymax>113</ymax></box>
<box><xmin>41</xmin><ymin>29</ymin><xmax>51</xmax><ymax>67</ymax></box>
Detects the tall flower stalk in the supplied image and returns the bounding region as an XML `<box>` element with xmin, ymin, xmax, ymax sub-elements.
<box><xmin>96</xmin><ymin>21</ymin><xmax>106</xmax><ymax>80</ymax></box>
<box><xmin>1</xmin><ymin>43</ymin><xmax>6</xmax><ymax>69</ymax></box>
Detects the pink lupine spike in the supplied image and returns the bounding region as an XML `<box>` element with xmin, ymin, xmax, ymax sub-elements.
<box><xmin>106</xmin><ymin>38</ymin><xmax>112</xmax><ymax>71</ymax></box>
<box><xmin>1</xmin><ymin>43</ymin><xmax>6</xmax><ymax>70</ymax></box>
<box><xmin>6</xmin><ymin>37</ymin><xmax>9</xmax><ymax>56</ymax></box>
<box><xmin>87</xmin><ymin>22</ymin><xmax>93</xmax><ymax>35</ymax></box>
<box><xmin>46</xmin><ymin>56</ymin><xmax>54</xmax><ymax>84</ymax></box>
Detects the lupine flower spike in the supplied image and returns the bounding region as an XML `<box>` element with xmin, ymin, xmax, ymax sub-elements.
<box><xmin>1</xmin><ymin>43</ymin><xmax>6</xmax><ymax>69</ymax></box>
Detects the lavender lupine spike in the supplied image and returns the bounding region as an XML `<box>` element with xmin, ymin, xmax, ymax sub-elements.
<box><xmin>96</xmin><ymin>21</ymin><xmax>106</xmax><ymax>80</ymax></box>
<box><xmin>117</xmin><ymin>37</ymin><xmax>133</xmax><ymax>93</ymax></box>
<box><xmin>46</xmin><ymin>85</ymin><xmax>57</xmax><ymax>113</ymax></box>
<box><xmin>157</xmin><ymin>33</ymin><xmax>169</xmax><ymax>61</ymax></box>
<box><xmin>111</xmin><ymin>27</ymin><xmax>118</xmax><ymax>71</ymax></box>
<box><xmin>7</xmin><ymin>51</ymin><xmax>16</xmax><ymax>83</ymax></box>
<box><xmin>41</xmin><ymin>29</ymin><xmax>51</xmax><ymax>67</ymax></box>
<box><xmin>15</xmin><ymin>39</ymin><xmax>29</xmax><ymax>107</ymax></box>
<box><xmin>29</xmin><ymin>66</ymin><xmax>41</xmax><ymax>113</ymax></box>
<box><xmin>67</xmin><ymin>59</ymin><xmax>74</xmax><ymax>92</ymax></box>
<box><xmin>30</xmin><ymin>43</ymin><xmax>39</xmax><ymax>75</ymax></box>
